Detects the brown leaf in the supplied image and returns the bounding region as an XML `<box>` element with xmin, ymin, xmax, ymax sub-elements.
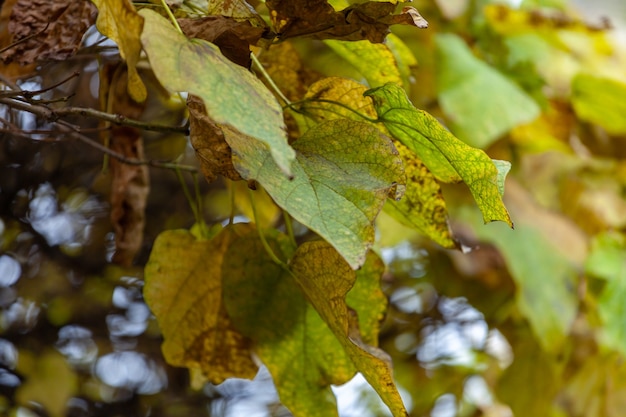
<box><xmin>206</xmin><ymin>0</ymin><xmax>267</xmax><ymax>26</ymax></box>
<box><xmin>0</xmin><ymin>0</ymin><xmax>96</xmax><ymax>64</ymax></box>
<box><xmin>179</xmin><ymin>16</ymin><xmax>265</xmax><ymax>67</ymax></box>
<box><xmin>103</xmin><ymin>64</ymin><xmax>149</xmax><ymax>266</ymax></box>
<box><xmin>188</xmin><ymin>94</ymin><xmax>243</xmax><ymax>183</ymax></box>
<box><xmin>267</xmin><ymin>0</ymin><xmax>428</xmax><ymax>43</ymax></box>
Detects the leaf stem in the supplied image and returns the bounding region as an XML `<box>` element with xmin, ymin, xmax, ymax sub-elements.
<box><xmin>251</xmin><ymin>52</ymin><xmax>291</xmax><ymax>105</ymax></box>
<box><xmin>283</xmin><ymin>209</ymin><xmax>297</xmax><ymax>248</ymax></box>
<box><xmin>285</xmin><ymin>98</ymin><xmax>379</xmax><ymax>123</ymax></box>
<box><xmin>175</xmin><ymin>165</ymin><xmax>201</xmax><ymax>224</ymax></box>
<box><xmin>228</xmin><ymin>180</ymin><xmax>236</xmax><ymax>225</ymax></box>
<box><xmin>249</xmin><ymin>189</ymin><xmax>288</xmax><ymax>268</ymax></box>
<box><xmin>159</xmin><ymin>0</ymin><xmax>184</xmax><ymax>35</ymax></box>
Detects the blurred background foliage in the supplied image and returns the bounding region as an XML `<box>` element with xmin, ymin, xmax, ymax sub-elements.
<box><xmin>1</xmin><ymin>0</ymin><xmax>626</xmax><ymax>416</ymax></box>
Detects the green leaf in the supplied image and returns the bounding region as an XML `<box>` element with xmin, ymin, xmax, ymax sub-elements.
<box><xmin>143</xmin><ymin>226</ymin><xmax>258</xmax><ymax>385</ymax></box>
<box><xmin>297</xmin><ymin>77</ymin><xmax>456</xmax><ymax>246</ymax></box>
<box><xmin>139</xmin><ymin>9</ymin><xmax>295</xmax><ymax>176</ymax></box>
<box><xmin>435</xmin><ymin>33</ymin><xmax>540</xmax><ymax>149</ymax></box>
<box><xmin>366</xmin><ymin>83</ymin><xmax>513</xmax><ymax>226</ymax></box>
<box><xmin>92</xmin><ymin>0</ymin><xmax>146</xmax><ymax>102</ymax></box>
<box><xmin>496</xmin><ymin>331</ymin><xmax>562</xmax><ymax>416</ymax></box>
<box><xmin>347</xmin><ymin>251</ymin><xmax>387</xmax><ymax>346</ymax></box>
<box><xmin>572</xmin><ymin>74</ymin><xmax>626</xmax><ymax>135</ymax></box>
<box><xmin>325</xmin><ymin>39</ymin><xmax>403</xmax><ymax>87</ymax></box>
<box><xmin>586</xmin><ymin>231</ymin><xmax>626</xmax><ymax>354</ymax></box>
<box><xmin>290</xmin><ymin>240</ymin><xmax>408</xmax><ymax>417</ymax></box>
<box><xmin>222</xmin><ymin>233</ymin><xmax>352</xmax><ymax>417</ymax></box>
<box><xmin>227</xmin><ymin>118</ymin><xmax>404</xmax><ymax>269</ymax></box>
<box><xmin>455</xmin><ymin>181</ymin><xmax>580</xmax><ymax>352</ymax></box>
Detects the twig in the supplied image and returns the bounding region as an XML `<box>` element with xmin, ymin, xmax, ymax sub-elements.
<box><xmin>0</xmin><ymin>97</ymin><xmax>189</xmax><ymax>134</ymax></box>
<box><xmin>0</xmin><ymin>21</ymin><xmax>51</xmax><ymax>55</ymax></box>
<box><xmin>0</xmin><ymin>97</ymin><xmax>197</xmax><ymax>172</ymax></box>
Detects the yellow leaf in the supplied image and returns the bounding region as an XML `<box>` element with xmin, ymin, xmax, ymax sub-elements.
<box><xmin>144</xmin><ymin>226</ymin><xmax>258</xmax><ymax>384</ymax></box>
<box><xmin>92</xmin><ymin>0</ymin><xmax>147</xmax><ymax>102</ymax></box>
<box><xmin>290</xmin><ymin>241</ymin><xmax>408</xmax><ymax>417</ymax></box>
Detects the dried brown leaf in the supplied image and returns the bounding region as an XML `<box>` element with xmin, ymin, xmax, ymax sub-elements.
<box><xmin>103</xmin><ymin>65</ymin><xmax>149</xmax><ymax>266</ymax></box>
<box><xmin>206</xmin><ymin>0</ymin><xmax>267</xmax><ymax>26</ymax></box>
<box><xmin>0</xmin><ymin>0</ymin><xmax>96</xmax><ymax>64</ymax></box>
<box><xmin>179</xmin><ymin>16</ymin><xmax>265</xmax><ymax>67</ymax></box>
<box><xmin>188</xmin><ymin>94</ymin><xmax>243</xmax><ymax>183</ymax></box>
<box><xmin>267</xmin><ymin>0</ymin><xmax>428</xmax><ymax>43</ymax></box>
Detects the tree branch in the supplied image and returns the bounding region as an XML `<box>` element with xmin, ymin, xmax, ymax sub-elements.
<box><xmin>0</xmin><ymin>97</ymin><xmax>197</xmax><ymax>172</ymax></box>
<box><xmin>0</xmin><ymin>96</ymin><xmax>189</xmax><ymax>134</ymax></box>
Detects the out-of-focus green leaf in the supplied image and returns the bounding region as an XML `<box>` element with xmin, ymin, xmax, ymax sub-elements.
<box><xmin>222</xmin><ymin>233</ymin><xmax>351</xmax><ymax>417</ymax></box>
<box><xmin>16</xmin><ymin>350</ymin><xmax>78</xmax><ymax>417</ymax></box>
<box><xmin>228</xmin><ymin>119</ymin><xmax>404</xmax><ymax>269</ymax></box>
<box><xmin>143</xmin><ymin>226</ymin><xmax>258</xmax><ymax>385</ymax></box>
<box><xmin>366</xmin><ymin>83</ymin><xmax>512</xmax><ymax>226</ymax></box>
<box><xmin>297</xmin><ymin>77</ymin><xmax>456</xmax><ymax>246</ymax></box>
<box><xmin>435</xmin><ymin>33</ymin><xmax>540</xmax><ymax>149</ymax></box>
<box><xmin>496</xmin><ymin>331</ymin><xmax>562</xmax><ymax>416</ymax></box>
<box><xmin>92</xmin><ymin>0</ymin><xmax>146</xmax><ymax>102</ymax></box>
<box><xmin>290</xmin><ymin>240</ymin><xmax>408</xmax><ymax>417</ymax></box>
<box><xmin>456</xmin><ymin>181</ymin><xmax>581</xmax><ymax>352</ymax></box>
<box><xmin>139</xmin><ymin>9</ymin><xmax>294</xmax><ymax>176</ymax></box>
<box><xmin>325</xmin><ymin>40</ymin><xmax>402</xmax><ymax>87</ymax></box>
<box><xmin>586</xmin><ymin>231</ymin><xmax>626</xmax><ymax>354</ymax></box>
<box><xmin>562</xmin><ymin>353</ymin><xmax>626</xmax><ymax>417</ymax></box>
<box><xmin>572</xmin><ymin>74</ymin><xmax>626</xmax><ymax>135</ymax></box>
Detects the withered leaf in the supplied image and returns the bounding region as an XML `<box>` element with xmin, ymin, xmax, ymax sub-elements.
<box><xmin>267</xmin><ymin>0</ymin><xmax>428</xmax><ymax>43</ymax></box>
<box><xmin>178</xmin><ymin>16</ymin><xmax>265</xmax><ymax>68</ymax></box>
<box><xmin>103</xmin><ymin>64</ymin><xmax>149</xmax><ymax>266</ymax></box>
<box><xmin>188</xmin><ymin>94</ymin><xmax>243</xmax><ymax>183</ymax></box>
<box><xmin>206</xmin><ymin>0</ymin><xmax>267</xmax><ymax>27</ymax></box>
<box><xmin>0</xmin><ymin>0</ymin><xmax>97</xmax><ymax>64</ymax></box>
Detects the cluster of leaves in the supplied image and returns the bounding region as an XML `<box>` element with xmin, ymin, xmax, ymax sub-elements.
<box><xmin>74</xmin><ymin>0</ymin><xmax>511</xmax><ymax>415</ymax></box>
<box><xmin>4</xmin><ymin>0</ymin><xmax>626</xmax><ymax>415</ymax></box>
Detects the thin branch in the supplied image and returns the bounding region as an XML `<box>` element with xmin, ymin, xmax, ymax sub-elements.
<box><xmin>0</xmin><ymin>97</ymin><xmax>197</xmax><ymax>172</ymax></box>
<box><xmin>0</xmin><ymin>21</ymin><xmax>51</xmax><ymax>55</ymax></box>
<box><xmin>0</xmin><ymin>97</ymin><xmax>189</xmax><ymax>134</ymax></box>
<box><xmin>54</xmin><ymin>106</ymin><xmax>190</xmax><ymax>134</ymax></box>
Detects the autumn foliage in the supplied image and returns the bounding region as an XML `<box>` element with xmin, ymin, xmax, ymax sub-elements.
<box><xmin>2</xmin><ymin>0</ymin><xmax>626</xmax><ymax>416</ymax></box>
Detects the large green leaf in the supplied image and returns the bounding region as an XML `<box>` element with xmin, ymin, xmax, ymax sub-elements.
<box><xmin>572</xmin><ymin>74</ymin><xmax>626</xmax><ymax>135</ymax></box>
<box><xmin>139</xmin><ymin>9</ymin><xmax>295</xmax><ymax>176</ymax></box>
<box><xmin>456</xmin><ymin>181</ymin><xmax>581</xmax><ymax>352</ymax></box>
<box><xmin>435</xmin><ymin>33</ymin><xmax>540</xmax><ymax>149</ymax></box>
<box><xmin>296</xmin><ymin>77</ymin><xmax>456</xmax><ymax>247</ymax></box>
<box><xmin>228</xmin><ymin>118</ymin><xmax>404</xmax><ymax>269</ymax></box>
<box><xmin>585</xmin><ymin>231</ymin><xmax>626</xmax><ymax>354</ymax></box>
<box><xmin>143</xmin><ymin>226</ymin><xmax>258</xmax><ymax>385</ymax></box>
<box><xmin>366</xmin><ymin>83</ymin><xmax>512</xmax><ymax>226</ymax></box>
<box><xmin>290</xmin><ymin>241</ymin><xmax>408</xmax><ymax>417</ymax></box>
<box><xmin>221</xmin><ymin>233</ymin><xmax>353</xmax><ymax>417</ymax></box>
